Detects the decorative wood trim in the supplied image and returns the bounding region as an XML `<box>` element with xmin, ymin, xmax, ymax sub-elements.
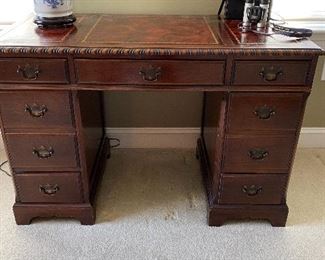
<box><xmin>0</xmin><ymin>47</ymin><xmax>323</xmax><ymax>57</ymax></box>
<box><xmin>13</xmin><ymin>203</ymin><xmax>95</xmax><ymax>225</ymax></box>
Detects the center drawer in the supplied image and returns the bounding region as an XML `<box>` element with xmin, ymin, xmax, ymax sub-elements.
<box><xmin>75</xmin><ymin>59</ymin><xmax>225</xmax><ymax>85</ymax></box>
<box><xmin>5</xmin><ymin>133</ymin><xmax>79</xmax><ymax>169</ymax></box>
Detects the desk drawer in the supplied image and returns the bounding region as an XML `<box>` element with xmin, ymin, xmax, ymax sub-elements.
<box><xmin>227</xmin><ymin>93</ymin><xmax>305</xmax><ymax>132</ymax></box>
<box><xmin>0</xmin><ymin>58</ymin><xmax>69</xmax><ymax>84</ymax></box>
<box><xmin>6</xmin><ymin>133</ymin><xmax>79</xmax><ymax>169</ymax></box>
<box><xmin>0</xmin><ymin>91</ymin><xmax>73</xmax><ymax>129</ymax></box>
<box><xmin>75</xmin><ymin>59</ymin><xmax>225</xmax><ymax>85</ymax></box>
<box><xmin>219</xmin><ymin>174</ymin><xmax>287</xmax><ymax>205</ymax></box>
<box><xmin>223</xmin><ymin>135</ymin><xmax>296</xmax><ymax>173</ymax></box>
<box><xmin>15</xmin><ymin>172</ymin><xmax>83</xmax><ymax>203</ymax></box>
<box><xmin>232</xmin><ymin>60</ymin><xmax>310</xmax><ymax>86</ymax></box>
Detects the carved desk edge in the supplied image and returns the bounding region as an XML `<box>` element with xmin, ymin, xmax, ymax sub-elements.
<box><xmin>0</xmin><ymin>14</ymin><xmax>323</xmax><ymax>57</ymax></box>
<box><xmin>0</xmin><ymin>46</ymin><xmax>324</xmax><ymax>57</ymax></box>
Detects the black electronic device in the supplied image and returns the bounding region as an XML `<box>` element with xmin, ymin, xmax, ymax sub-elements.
<box><xmin>218</xmin><ymin>0</ymin><xmax>246</xmax><ymax>20</ymax></box>
<box><xmin>242</xmin><ymin>0</ymin><xmax>270</xmax><ymax>31</ymax></box>
<box><xmin>218</xmin><ymin>0</ymin><xmax>313</xmax><ymax>38</ymax></box>
<box><xmin>272</xmin><ymin>24</ymin><xmax>313</xmax><ymax>38</ymax></box>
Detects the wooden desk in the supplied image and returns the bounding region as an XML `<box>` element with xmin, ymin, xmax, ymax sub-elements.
<box><xmin>0</xmin><ymin>15</ymin><xmax>323</xmax><ymax>226</ymax></box>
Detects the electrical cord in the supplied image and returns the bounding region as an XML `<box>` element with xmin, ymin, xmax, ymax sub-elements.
<box><xmin>0</xmin><ymin>160</ymin><xmax>11</xmax><ymax>177</ymax></box>
<box><xmin>237</xmin><ymin>21</ymin><xmax>312</xmax><ymax>39</ymax></box>
<box><xmin>109</xmin><ymin>138</ymin><xmax>121</xmax><ymax>148</ymax></box>
<box><xmin>106</xmin><ymin>138</ymin><xmax>121</xmax><ymax>159</ymax></box>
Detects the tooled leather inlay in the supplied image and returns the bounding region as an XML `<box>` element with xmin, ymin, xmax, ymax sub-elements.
<box><xmin>0</xmin><ymin>15</ymin><xmax>322</xmax><ymax>56</ymax></box>
<box><xmin>82</xmin><ymin>15</ymin><xmax>219</xmax><ymax>45</ymax></box>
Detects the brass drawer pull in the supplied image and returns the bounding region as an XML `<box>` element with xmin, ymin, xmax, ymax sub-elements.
<box><xmin>25</xmin><ymin>104</ymin><xmax>48</xmax><ymax>118</ymax></box>
<box><xmin>33</xmin><ymin>146</ymin><xmax>54</xmax><ymax>159</ymax></box>
<box><xmin>254</xmin><ymin>105</ymin><xmax>276</xmax><ymax>120</ymax></box>
<box><xmin>242</xmin><ymin>185</ymin><xmax>263</xmax><ymax>196</ymax></box>
<box><xmin>17</xmin><ymin>64</ymin><xmax>40</xmax><ymax>81</ymax></box>
<box><xmin>139</xmin><ymin>65</ymin><xmax>161</xmax><ymax>81</ymax></box>
<box><xmin>249</xmin><ymin>148</ymin><xmax>269</xmax><ymax>160</ymax></box>
<box><xmin>39</xmin><ymin>184</ymin><xmax>60</xmax><ymax>196</ymax></box>
<box><xmin>259</xmin><ymin>66</ymin><xmax>283</xmax><ymax>82</ymax></box>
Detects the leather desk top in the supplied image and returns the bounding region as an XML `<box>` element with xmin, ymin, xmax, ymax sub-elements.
<box><xmin>0</xmin><ymin>15</ymin><xmax>323</xmax><ymax>57</ymax></box>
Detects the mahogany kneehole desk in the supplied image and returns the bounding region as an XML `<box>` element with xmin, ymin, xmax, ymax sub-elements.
<box><xmin>0</xmin><ymin>15</ymin><xmax>323</xmax><ymax>226</ymax></box>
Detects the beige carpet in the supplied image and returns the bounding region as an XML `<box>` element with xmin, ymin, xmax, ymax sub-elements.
<box><xmin>0</xmin><ymin>147</ymin><xmax>324</xmax><ymax>260</ymax></box>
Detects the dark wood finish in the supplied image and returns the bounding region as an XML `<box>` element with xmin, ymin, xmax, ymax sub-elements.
<box><xmin>0</xmin><ymin>58</ymin><xmax>69</xmax><ymax>84</ymax></box>
<box><xmin>201</xmin><ymin>92</ymin><xmax>227</xmax><ymax>201</ymax></box>
<box><xmin>227</xmin><ymin>93</ymin><xmax>306</xmax><ymax>133</ymax></box>
<box><xmin>89</xmin><ymin>137</ymin><xmax>110</xmax><ymax>202</ymax></box>
<box><xmin>0</xmin><ymin>14</ymin><xmax>322</xmax><ymax>226</ymax></box>
<box><xmin>13</xmin><ymin>203</ymin><xmax>95</xmax><ymax>225</ymax></box>
<box><xmin>197</xmin><ymin>137</ymin><xmax>289</xmax><ymax>227</ymax></box>
<box><xmin>232</xmin><ymin>60</ymin><xmax>311</xmax><ymax>86</ymax></box>
<box><xmin>77</xmin><ymin>91</ymin><xmax>106</xmax><ymax>179</ymax></box>
<box><xmin>5</xmin><ymin>133</ymin><xmax>79</xmax><ymax>169</ymax></box>
<box><xmin>0</xmin><ymin>91</ymin><xmax>74</xmax><ymax>130</ymax></box>
<box><xmin>223</xmin><ymin>134</ymin><xmax>296</xmax><ymax>173</ymax></box>
<box><xmin>208</xmin><ymin>204</ymin><xmax>289</xmax><ymax>227</ymax></box>
<box><xmin>219</xmin><ymin>174</ymin><xmax>287</xmax><ymax>204</ymax></box>
<box><xmin>75</xmin><ymin>59</ymin><xmax>225</xmax><ymax>85</ymax></box>
<box><xmin>14</xmin><ymin>172</ymin><xmax>83</xmax><ymax>203</ymax></box>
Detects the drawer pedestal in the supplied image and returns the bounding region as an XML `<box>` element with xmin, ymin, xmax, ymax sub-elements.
<box><xmin>199</xmin><ymin>88</ymin><xmax>308</xmax><ymax>226</ymax></box>
<box><xmin>12</xmin><ymin>135</ymin><xmax>109</xmax><ymax>225</ymax></box>
<box><xmin>197</xmin><ymin>138</ymin><xmax>289</xmax><ymax>227</ymax></box>
<box><xmin>0</xmin><ymin>90</ymin><xmax>108</xmax><ymax>225</ymax></box>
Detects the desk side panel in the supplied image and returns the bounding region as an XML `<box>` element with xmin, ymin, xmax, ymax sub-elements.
<box><xmin>202</xmin><ymin>92</ymin><xmax>227</xmax><ymax>203</ymax></box>
<box><xmin>77</xmin><ymin>91</ymin><xmax>106</xmax><ymax>181</ymax></box>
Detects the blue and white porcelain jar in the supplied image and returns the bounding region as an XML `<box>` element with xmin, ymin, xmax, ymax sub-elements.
<box><xmin>34</xmin><ymin>0</ymin><xmax>76</xmax><ymax>28</ymax></box>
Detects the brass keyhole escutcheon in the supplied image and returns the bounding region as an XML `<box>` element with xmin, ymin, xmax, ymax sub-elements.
<box><xmin>17</xmin><ymin>64</ymin><xmax>40</xmax><ymax>81</ymax></box>
<box><xmin>39</xmin><ymin>184</ymin><xmax>60</xmax><ymax>196</ymax></box>
<box><xmin>33</xmin><ymin>146</ymin><xmax>54</xmax><ymax>159</ymax></box>
<box><xmin>139</xmin><ymin>65</ymin><xmax>162</xmax><ymax>82</ymax></box>
<box><xmin>254</xmin><ymin>105</ymin><xmax>276</xmax><ymax>120</ymax></box>
<box><xmin>25</xmin><ymin>104</ymin><xmax>48</xmax><ymax>118</ymax></box>
<box><xmin>259</xmin><ymin>66</ymin><xmax>283</xmax><ymax>82</ymax></box>
<box><xmin>249</xmin><ymin>148</ymin><xmax>269</xmax><ymax>160</ymax></box>
<box><xmin>242</xmin><ymin>185</ymin><xmax>263</xmax><ymax>196</ymax></box>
